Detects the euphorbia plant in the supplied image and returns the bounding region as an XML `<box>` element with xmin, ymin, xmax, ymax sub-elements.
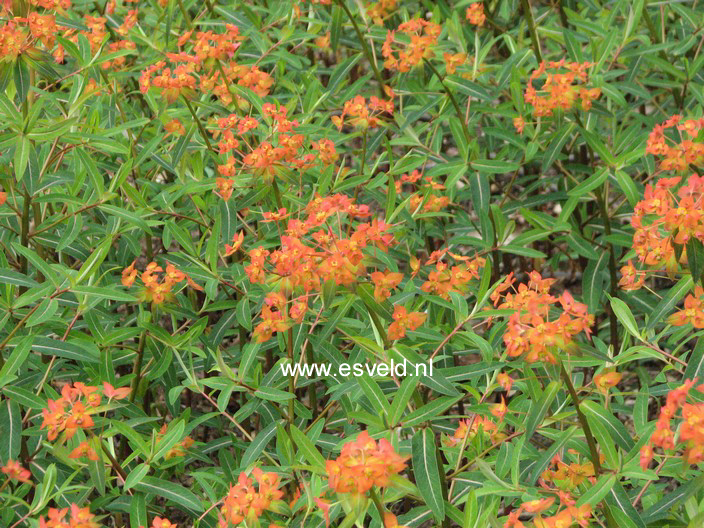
<box><xmin>1</xmin><ymin>0</ymin><xmax>704</xmax><ymax>527</ymax></box>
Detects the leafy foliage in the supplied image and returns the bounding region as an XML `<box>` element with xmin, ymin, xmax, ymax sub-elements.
<box><xmin>1</xmin><ymin>0</ymin><xmax>704</xmax><ymax>527</ymax></box>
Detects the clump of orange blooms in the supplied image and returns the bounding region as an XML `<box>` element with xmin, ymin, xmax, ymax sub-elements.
<box><xmin>218</xmin><ymin>469</ymin><xmax>284</xmax><ymax>527</ymax></box>
<box><xmin>640</xmin><ymin>379</ymin><xmax>704</xmax><ymax>468</ymax></box>
<box><xmin>212</xmin><ymin>104</ymin><xmax>331</xmax><ymax>191</ymax></box>
<box><xmin>541</xmin><ymin>452</ymin><xmax>599</xmax><ymax>490</ymax></box>
<box><xmin>388</xmin><ymin>305</ymin><xmax>427</xmax><ymax>340</ymax></box>
<box><xmin>39</xmin><ymin>504</ymin><xmax>101</xmax><ymax>528</ymax></box>
<box><xmin>332</xmin><ymin>94</ymin><xmax>394</xmax><ymax>131</ymax></box>
<box><xmin>419</xmin><ymin>248</ymin><xmax>485</xmax><ymax>299</ymax></box>
<box><xmin>367</xmin><ymin>0</ymin><xmax>397</xmax><ymax>25</ymax></box>
<box><xmin>465</xmin><ymin>3</ymin><xmax>485</xmax><ymax>26</ymax></box>
<box><xmin>139</xmin><ymin>23</ymin><xmax>275</xmax><ymax>107</ymax></box>
<box><xmin>522</xmin><ymin>60</ymin><xmax>600</xmax><ymax>119</ymax></box>
<box><xmin>326</xmin><ymin>431</ymin><xmax>407</xmax><ymax>494</ymax></box>
<box><xmin>505</xmin><ymin>495</ymin><xmax>592</xmax><ymax>528</ymax></box>
<box><xmin>628</xmin><ymin>173</ymin><xmax>704</xmax><ymax>280</ymax></box>
<box><xmin>668</xmin><ymin>285</ymin><xmax>704</xmax><ymax>327</ymax></box>
<box><xmin>490</xmin><ymin>271</ymin><xmax>594</xmax><ymax>364</ymax></box>
<box><xmin>41</xmin><ymin>382</ymin><xmax>130</xmax><ymax>442</ymax></box>
<box><xmin>151</xmin><ymin>518</ymin><xmax>178</xmax><ymax>528</ymax></box>
<box><xmin>1</xmin><ymin>459</ymin><xmax>31</xmax><ymax>483</ymax></box>
<box><xmin>245</xmin><ymin>197</ymin><xmax>398</xmax><ymax>342</ymax></box>
<box><xmin>646</xmin><ymin>115</ymin><xmax>704</xmax><ymax>172</ymax></box>
<box><xmin>593</xmin><ymin>370</ymin><xmax>622</xmax><ymax>394</ymax></box>
<box><xmin>382</xmin><ymin>19</ymin><xmax>441</xmax><ymax>72</ymax></box>
<box><xmin>370</xmin><ymin>269</ymin><xmax>403</xmax><ymax>302</ymax></box>
<box><xmin>122</xmin><ymin>261</ymin><xmax>203</xmax><ymax>305</ymax></box>
<box><xmin>446</xmin><ymin>415</ymin><xmax>504</xmax><ymax>446</ymax></box>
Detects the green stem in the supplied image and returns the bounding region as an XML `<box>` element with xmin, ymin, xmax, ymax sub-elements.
<box><xmin>520</xmin><ymin>0</ymin><xmax>543</xmax><ymax>63</ymax></box>
<box><xmin>183</xmin><ymin>96</ymin><xmax>215</xmax><ymax>154</ymax></box>
<box><xmin>272</xmin><ymin>179</ymin><xmax>285</xmax><ymax>210</ymax></box>
<box><xmin>333</xmin><ymin>0</ymin><xmax>386</xmax><ymax>97</ymax></box>
<box><xmin>559</xmin><ymin>361</ymin><xmax>601</xmax><ymax>474</ymax></box>
<box><xmin>423</xmin><ymin>59</ymin><xmax>471</xmax><ymax>145</ymax></box>
<box><xmin>287</xmin><ymin>326</ymin><xmax>296</xmax><ymax>431</ymax></box>
<box><xmin>595</xmin><ymin>186</ymin><xmax>620</xmax><ymax>353</ymax></box>
<box><xmin>369</xmin><ymin>487</ymin><xmax>386</xmax><ymax>523</ymax></box>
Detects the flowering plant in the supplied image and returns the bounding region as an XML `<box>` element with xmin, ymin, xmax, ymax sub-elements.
<box><xmin>1</xmin><ymin>0</ymin><xmax>704</xmax><ymax>527</ymax></box>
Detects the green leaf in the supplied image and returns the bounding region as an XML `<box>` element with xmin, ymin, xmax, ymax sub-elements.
<box><xmin>608</xmin><ymin>295</ymin><xmax>641</xmax><ymax>340</ymax></box>
<box><xmin>129</xmin><ymin>494</ymin><xmax>148</xmax><ymax>528</ymax></box>
<box><xmin>471</xmin><ymin>159</ymin><xmax>520</xmax><ymax>174</ymax></box>
<box><xmin>151</xmin><ymin>419</ymin><xmax>186</xmax><ymax>463</ymax></box>
<box><xmin>646</xmin><ymin>276</ymin><xmax>693</xmax><ymax>331</ymax></box>
<box><xmin>581</xmin><ymin>400</ymin><xmax>634</xmax><ymax>451</ymax></box>
<box><xmin>524</xmin><ymin>381</ymin><xmax>559</xmax><ymax>440</ymax></box>
<box><xmin>357</xmin><ymin>373</ymin><xmax>389</xmax><ymax>418</ymax></box>
<box><xmin>33</xmin><ymin>337</ymin><xmax>100</xmax><ymax>364</ymax></box>
<box><xmin>0</xmin><ymin>400</ymin><xmax>21</xmax><ymax>463</ymax></box>
<box><xmin>134</xmin><ymin>476</ymin><xmax>204</xmax><ymax>512</ymax></box>
<box><xmin>576</xmin><ymin>474</ymin><xmax>616</xmax><ymax>507</ymax></box>
<box><xmin>684</xmin><ymin>336</ymin><xmax>704</xmax><ymax>381</ymax></box>
<box><xmin>389</xmin><ymin>376</ymin><xmax>418</xmax><ymax>427</ymax></box>
<box><xmin>0</xmin><ymin>268</ymin><xmax>39</xmax><ymax>288</ymax></box>
<box><xmin>412</xmin><ymin>428</ymin><xmax>445</xmax><ymax>522</ymax></box>
<box><xmin>402</xmin><ymin>396</ymin><xmax>461</xmax><ymax>427</ymax></box>
<box><xmin>72</xmin><ymin>286</ymin><xmax>139</xmax><ymax>303</ymax></box>
<box><xmin>642</xmin><ymin>473</ymin><xmax>704</xmax><ymax>523</ymax></box>
<box><xmin>241</xmin><ymin>420</ymin><xmax>280</xmax><ymax>468</ymax></box>
<box><xmin>686</xmin><ymin>238</ymin><xmax>704</xmax><ymax>285</ymax></box>
<box><xmin>75</xmin><ymin>236</ymin><xmax>113</xmax><ymax>285</ymax></box>
<box><xmin>567</xmin><ymin>168</ymin><xmax>609</xmax><ymax>197</ymax></box>
<box><xmin>124</xmin><ymin>463</ymin><xmax>150</xmax><ymax>490</ymax></box>
<box><xmin>26</xmin><ymin>298</ymin><xmax>58</xmax><ymax>327</ymax></box>
<box><xmin>289</xmin><ymin>424</ymin><xmax>326</xmax><ymax>471</ymax></box>
<box><xmin>254</xmin><ymin>386</ymin><xmax>295</xmax><ymax>401</ymax></box>
<box><xmin>0</xmin><ymin>335</ymin><xmax>34</xmax><ymax>384</ymax></box>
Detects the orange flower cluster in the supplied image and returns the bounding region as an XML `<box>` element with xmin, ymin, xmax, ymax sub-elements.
<box><xmin>490</xmin><ymin>271</ymin><xmax>594</xmax><ymax>364</ymax></box>
<box><xmin>245</xmin><ymin>198</ymin><xmax>397</xmax><ymax>342</ymax></box>
<box><xmin>384</xmin><ymin>513</ymin><xmax>409</xmax><ymax>528</ymax></box>
<box><xmin>41</xmin><ymin>382</ymin><xmax>130</xmax><ymax>442</ymax></box>
<box><xmin>388</xmin><ymin>305</ymin><xmax>427</xmax><ymax>340</ymax></box>
<box><xmin>443</xmin><ymin>52</ymin><xmax>467</xmax><ymax>75</ymax></box>
<box><xmin>465</xmin><ymin>3</ymin><xmax>485</xmax><ymax>26</ymax></box>
<box><xmin>218</xmin><ymin>469</ymin><xmax>284</xmax><ymax>527</ymax></box>
<box><xmin>69</xmin><ymin>441</ymin><xmax>99</xmax><ymax>461</ymax></box>
<box><xmin>446</xmin><ymin>415</ymin><xmax>504</xmax><ymax>446</ymax></box>
<box><xmin>140</xmin><ymin>24</ymin><xmax>273</xmax><ymax>106</ymax></box>
<box><xmin>1</xmin><ymin>459</ymin><xmax>31</xmax><ymax>483</ymax></box>
<box><xmin>151</xmin><ymin>518</ymin><xmax>177</xmax><ymax>528</ymax></box>
<box><xmin>39</xmin><ymin>504</ymin><xmax>100</xmax><ymax>528</ymax></box>
<box><xmin>669</xmin><ymin>286</ymin><xmax>704</xmax><ymax>327</ymax></box>
<box><xmin>618</xmin><ymin>260</ymin><xmax>647</xmax><ymax>291</ymax></box>
<box><xmin>628</xmin><ymin>173</ymin><xmax>704</xmax><ymax>278</ymax></box>
<box><xmin>213</xmin><ymin>104</ymin><xmax>332</xmax><ymax>193</ymax></box>
<box><xmin>370</xmin><ymin>269</ymin><xmax>403</xmax><ymax>301</ymax></box>
<box><xmin>420</xmin><ymin>250</ymin><xmax>485</xmax><ymax>299</ymax></box>
<box><xmin>523</xmin><ymin>61</ymin><xmax>600</xmax><ymax>117</ymax></box>
<box><xmin>541</xmin><ymin>454</ymin><xmax>597</xmax><ymax>489</ymax></box>
<box><xmin>640</xmin><ymin>379</ymin><xmax>704</xmax><ymax>468</ymax></box>
<box><xmin>122</xmin><ymin>261</ymin><xmax>203</xmax><ymax>305</ymax></box>
<box><xmin>367</xmin><ymin>0</ymin><xmax>397</xmax><ymax>25</ymax></box>
<box><xmin>382</xmin><ymin>19</ymin><xmax>441</xmax><ymax>72</ymax></box>
<box><xmin>505</xmin><ymin>499</ymin><xmax>591</xmax><ymax>528</ymax></box>
<box><xmin>332</xmin><ymin>94</ymin><xmax>394</xmax><ymax>131</ymax></box>
<box><xmin>326</xmin><ymin>431</ymin><xmax>407</xmax><ymax>494</ymax></box>
<box><xmin>646</xmin><ymin>115</ymin><xmax>704</xmax><ymax>172</ymax></box>
<box><xmin>593</xmin><ymin>370</ymin><xmax>622</xmax><ymax>394</ymax></box>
